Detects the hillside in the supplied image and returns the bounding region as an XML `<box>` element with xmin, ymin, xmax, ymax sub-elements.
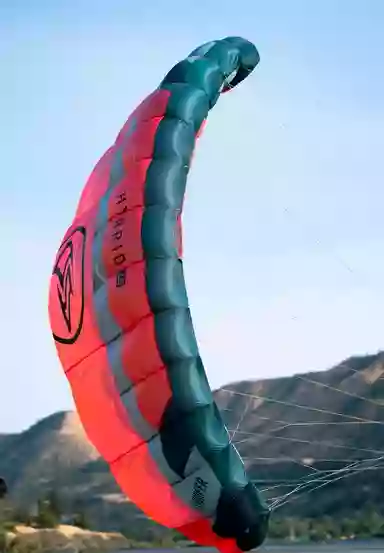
<box><xmin>0</xmin><ymin>412</ymin><xmax>142</xmax><ymax>535</ymax></box>
<box><xmin>1</xmin><ymin>352</ymin><xmax>384</xmax><ymax>533</ymax></box>
<box><xmin>216</xmin><ymin>352</ymin><xmax>384</xmax><ymax>517</ymax></box>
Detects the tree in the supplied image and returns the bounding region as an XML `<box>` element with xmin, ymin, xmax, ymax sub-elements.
<box><xmin>72</xmin><ymin>511</ymin><xmax>89</xmax><ymax>530</ymax></box>
<box><xmin>34</xmin><ymin>495</ymin><xmax>60</xmax><ymax>528</ymax></box>
<box><xmin>45</xmin><ymin>490</ymin><xmax>61</xmax><ymax>520</ymax></box>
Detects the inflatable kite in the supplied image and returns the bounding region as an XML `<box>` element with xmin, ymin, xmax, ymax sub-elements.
<box><xmin>49</xmin><ymin>36</ymin><xmax>270</xmax><ymax>552</ymax></box>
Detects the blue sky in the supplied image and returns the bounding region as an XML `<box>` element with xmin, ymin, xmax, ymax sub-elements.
<box><xmin>1</xmin><ymin>0</ymin><xmax>384</xmax><ymax>433</ymax></box>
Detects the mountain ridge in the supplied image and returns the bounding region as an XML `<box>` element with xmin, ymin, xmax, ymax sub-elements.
<box><xmin>1</xmin><ymin>351</ymin><xmax>384</xmax><ymax>532</ymax></box>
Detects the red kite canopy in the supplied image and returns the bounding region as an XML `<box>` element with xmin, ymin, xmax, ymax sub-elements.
<box><xmin>49</xmin><ymin>36</ymin><xmax>269</xmax><ymax>552</ymax></box>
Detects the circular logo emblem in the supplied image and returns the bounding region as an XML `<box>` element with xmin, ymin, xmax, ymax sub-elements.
<box><xmin>51</xmin><ymin>226</ymin><xmax>86</xmax><ymax>344</ymax></box>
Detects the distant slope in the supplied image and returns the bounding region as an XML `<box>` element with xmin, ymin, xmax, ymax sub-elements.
<box><xmin>0</xmin><ymin>411</ymin><xmax>138</xmax><ymax>532</ymax></box>
<box><xmin>0</xmin><ymin>411</ymin><xmax>99</xmax><ymax>497</ymax></box>
<box><xmin>1</xmin><ymin>352</ymin><xmax>384</xmax><ymax>530</ymax></box>
<box><xmin>215</xmin><ymin>352</ymin><xmax>384</xmax><ymax>516</ymax></box>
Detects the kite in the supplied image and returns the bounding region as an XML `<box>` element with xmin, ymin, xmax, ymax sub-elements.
<box><xmin>49</xmin><ymin>36</ymin><xmax>270</xmax><ymax>552</ymax></box>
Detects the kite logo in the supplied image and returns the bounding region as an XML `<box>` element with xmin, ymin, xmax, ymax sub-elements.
<box><xmin>51</xmin><ymin>226</ymin><xmax>86</xmax><ymax>345</ymax></box>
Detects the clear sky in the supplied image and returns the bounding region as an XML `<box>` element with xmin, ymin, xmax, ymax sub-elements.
<box><xmin>1</xmin><ymin>0</ymin><xmax>384</xmax><ymax>433</ymax></box>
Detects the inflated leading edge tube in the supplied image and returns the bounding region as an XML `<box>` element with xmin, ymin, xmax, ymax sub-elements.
<box><xmin>49</xmin><ymin>37</ymin><xmax>270</xmax><ymax>553</ymax></box>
